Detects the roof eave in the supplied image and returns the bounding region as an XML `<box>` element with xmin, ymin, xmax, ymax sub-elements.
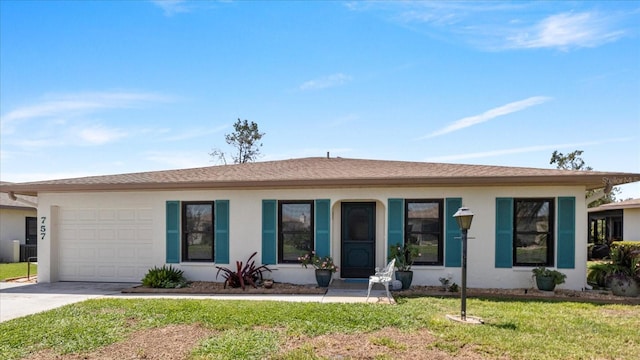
<box><xmin>0</xmin><ymin>174</ymin><xmax>611</xmax><ymax>195</ymax></box>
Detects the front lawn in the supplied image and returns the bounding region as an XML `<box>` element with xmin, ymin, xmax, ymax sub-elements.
<box><xmin>1</xmin><ymin>296</ymin><xmax>638</xmax><ymax>359</ymax></box>
<box><xmin>0</xmin><ymin>262</ymin><xmax>37</xmax><ymax>281</ymax></box>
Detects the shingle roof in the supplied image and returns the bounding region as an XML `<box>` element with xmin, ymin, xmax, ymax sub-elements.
<box><xmin>588</xmin><ymin>198</ymin><xmax>640</xmax><ymax>212</ymax></box>
<box><xmin>1</xmin><ymin>157</ymin><xmax>639</xmax><ymax>196</ymax></box>
<box><xmin>0</xmin><ymin>191</ymin><xmax>37</xmax><ymax>209</ymax></box>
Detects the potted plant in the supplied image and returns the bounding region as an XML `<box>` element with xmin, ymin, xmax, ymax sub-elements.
<box><xmin>389</xmin><ymin>243</ymin><xmax>420</xmax><ymax>290</ymax></box>
<box><xmin>532</xmin><ymin>267</ymin><xmax>566</xmax><ymax>291</ymax></box>
<box><xmin>605</xmin><ymin>245</ymin><xmax>639</xmax><ymax>297</ymax></box>
<box><xmin>299</xmin><ymin>251</ymin><xmax>338</xmax><ymax>287</ymax></box>
<box><xmin>587</xmin><ymin>262</ymin><xmax>616</xmax><ymax>289</ymax></box>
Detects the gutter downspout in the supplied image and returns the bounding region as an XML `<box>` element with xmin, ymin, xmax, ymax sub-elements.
<box><xmin>7</xmin><ymin>191</ymin><xmax>38</xmax><ymax>208</ymax></box>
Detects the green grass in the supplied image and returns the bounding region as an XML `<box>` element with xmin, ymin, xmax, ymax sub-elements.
<box><xmin>0</xmin><ymin>262</ymin><xmax>37</xmax><ymax>281</ymax></box>
<box><xmin>0</xmin><ymin>297</ymin><xmax>638</xmax><ymax>360</ymax></box>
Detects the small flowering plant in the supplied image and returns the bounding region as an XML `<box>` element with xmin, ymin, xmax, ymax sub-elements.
<box><xmin>389</xmin><ymin>243</ymin><xmax>421</xmax><ymax>271</ymax></box>
<box><xmin>299</xmin><ymin>251</ymin><xmax>338</xmax><ymax>273</ymax></box>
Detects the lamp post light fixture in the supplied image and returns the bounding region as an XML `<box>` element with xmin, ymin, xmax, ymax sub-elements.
<box><xmin>447</xmin><ymin>207</ymin><xmax>483</xmax><ymax>324</ymax></box>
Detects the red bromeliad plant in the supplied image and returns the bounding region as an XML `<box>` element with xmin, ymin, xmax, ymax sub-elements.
<box><xmin>215</xmin><ymin>251</ymin><xmax>273</xmax><ymax>290</ymax></box>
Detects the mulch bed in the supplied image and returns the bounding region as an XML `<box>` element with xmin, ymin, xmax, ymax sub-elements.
<box><xmin>122</xmin><ymin>281</ymin><xmax>640</xmax><ymax>304</ymax></box>
<box><xmin>122</xmin><ymin>281</ymin><xmax>327</xmax><ymax>295</ymax></box>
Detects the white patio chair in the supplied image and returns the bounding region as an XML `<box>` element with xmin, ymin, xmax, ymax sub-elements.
<box><xmin>366</xmin><ymin>258</ymin><xmax>395</xmax><ymax>303</ymax></box>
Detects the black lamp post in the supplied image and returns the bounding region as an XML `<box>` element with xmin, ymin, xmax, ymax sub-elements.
<box><xmin>453</xmin><ymin>207</ymin><xmax>474</xmax><ymax>322</ymax></box>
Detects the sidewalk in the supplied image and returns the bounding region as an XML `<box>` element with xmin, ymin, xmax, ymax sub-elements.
<box><xmin>1</xmin><ymin>279</ymin><xmax>392</xmax><ymax>322</ymax></box>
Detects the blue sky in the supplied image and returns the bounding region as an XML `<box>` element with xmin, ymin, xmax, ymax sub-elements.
<box><xmin>1</xmin><ymin>1</ymin><xmax>639</xmax><ymax>198</ymax></box>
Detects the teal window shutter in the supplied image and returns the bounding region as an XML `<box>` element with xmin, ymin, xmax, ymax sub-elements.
<box><xmin>166</xmin><ymin>201</ymin><xmax>180</xmax><ymax>263</ymax></box>
<box><xmin>215</xmin><ymin>200</ymin><xmax>230</xmax><ymax>264</ymax></box>
<box><xmin>445</xmin><ymin>198</ymin><xmax>463</xmax><ymax>267</ymax></box>
<box><xmin>315</xmin><ymin>199</ymin><xmax>331</xmax><ymax>257</ymax></box>
<box><xmin>388</xmin><ymin>199</ymin><xmax>404</xmax><ymax>253</ymax></box>
<box><xmin>262</xmin><ymin>200</ymin><xmax>277</xmax><ymax>264</ymax></box>
<box><xmin>495</xmin><ymin>198</ymin><xmax>513</xmax><ymax>268</ymax></box>
<box><xmin>557</xmin><ymin>197</ymin><xmax>576</xmax><ymax>269</ymax></box>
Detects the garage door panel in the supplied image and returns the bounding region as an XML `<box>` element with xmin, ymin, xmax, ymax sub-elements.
<box><xmin>58</xmin><ymin>207</ymin><xmax>154</xmax><ymax>282</ymax></box>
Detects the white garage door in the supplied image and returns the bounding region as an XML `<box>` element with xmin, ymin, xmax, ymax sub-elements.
<box><xmin>58</xmin><ymin>207</ymin><xmax>154</xmax><ymax>282</ymax></box>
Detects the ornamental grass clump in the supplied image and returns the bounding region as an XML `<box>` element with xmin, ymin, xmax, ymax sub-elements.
<box><xmin>299</xmin><ymin>251</ymin><xmax>338</xmax><ymax>273</ymax></box>
<box><xmin>141</xmin><ymin>265</ymin><xmax>187</xmax><ymax>288</ymax></box>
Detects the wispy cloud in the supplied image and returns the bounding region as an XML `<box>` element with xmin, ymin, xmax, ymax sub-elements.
<box><xmin>1</xmin><ymin>91</ymin><xmax>172</xmax><ymax>132</ymax></box>
<box><xmin>506</xmin><ymin>12</ymin><xmax>626</xmax><ymax>50</ymax></box>
<box><xmin>348</xmin><ymin>2</ymin><xmax>634</xmax><ymax>51</ymax></box>
<box><xmin>1</xmin><ymin>90</ymin><xmax>174</xmax><ymax>149</ymax></box>
<box><xmin>426</xmin><ymin>138</ymin><xmax>633</xmax><ymax>162</ymax></box>
<box><xmin>151</xmin><ymin>0</ymin><xmax>191</xmax><ymax>16</ymax></box>
<box><xmin>77</xmin><ymin>125</ymin><xmax>128</xmax><ymax>145</ymax></box>
<box><xmin>299</xmin><ymin>73</ymin><xmax>352</xmax><ymax>91</ymax></box>
<box><xmin>419</xmin><ymin>96</ymin><xmax>551</xmax><ymax>139</ymax></box>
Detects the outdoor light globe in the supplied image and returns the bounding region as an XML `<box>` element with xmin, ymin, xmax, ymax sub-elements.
<box><xmin>453</xmin><ymin>207</ymin><xmax>474</xmax><ymax>230</ymax></box>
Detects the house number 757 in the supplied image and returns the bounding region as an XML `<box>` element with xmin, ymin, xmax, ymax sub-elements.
<box><xmin>40</xmin><ymin>216</ymin><xmax>47</xmax><ymax>240</ymax></box>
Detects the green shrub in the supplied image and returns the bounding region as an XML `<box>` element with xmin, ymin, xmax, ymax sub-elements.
<box><xmin>141</xmin><ymin>265</ymin><xmax>187</xmax><ymax>288</ymax></box>
<box><xmin>532</xmin><ymin>266</ymin><xmax>566</xmax><ymax>285</ymax></box>
<box><xmin>610</xmin><ymin>241</ymin><xmax>640</xmax><ymax>253</ymax></box>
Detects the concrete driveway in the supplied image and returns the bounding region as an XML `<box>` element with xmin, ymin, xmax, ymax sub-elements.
<box><xmin>0</xmin><ymin>281</ymin><xmax>137</xmax><ymax>322</ymax></box>
<box><xmin>0</xmin><ymin>281</ymin><xmax>392</xmax><ymax>322</ymax></box>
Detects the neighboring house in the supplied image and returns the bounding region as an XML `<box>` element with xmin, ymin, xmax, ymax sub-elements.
<box><xmin>588</xmin><ymin>198</ymin><xmax>640</xmax><ymax>243</ymax></box>
<box><xmin>0</xmin><ymin>187</ymin><xmax>37</xmax><ymax>263</ymax></box>
<box><xmin>1</xmin><ymin>157</ymin><xmax>638</xmax><ymax>290</ymax></box>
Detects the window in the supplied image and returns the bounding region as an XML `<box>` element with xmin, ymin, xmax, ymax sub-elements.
<box><xmin>405</xmin><ymin>199</ymin><xmax>444</xmax><ymax>265</ymax></box>
<box><xmin>182</xmin><ymin>201</ymin><xmax>214</xmax><ymax>262</ymax></box>
<box><xmin>278</xmin><ymin>200</ymin><xmax>314</xmax><ymax>263</ymax></box>
<box><xmin>514</xmin><ymin>198</ymin><xmax>554</xmax><ymax>266</ymax></box>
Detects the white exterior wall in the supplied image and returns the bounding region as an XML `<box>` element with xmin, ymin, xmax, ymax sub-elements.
<box><xmin>0</xmin><ymin>208</ymin><xmax>37</xmax><ymax>262</ymax></box>
<box><xmin>623</xmin><ymin>208</ymin><xmax>640</xmax><ymax>241</ymax></box>
<box><xmin>36</xmin><ymin>185</ymin><xmax>587</xmax><ymax>289</ymax></box>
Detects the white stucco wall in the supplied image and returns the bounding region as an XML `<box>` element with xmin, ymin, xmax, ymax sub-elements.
<box><xmin>623</xmin><ymin>208</ymin><xmax>640</xmax><ymax>241</ymax></box>
<box><xmin>35</xmin><ymin>185</ymin><xmax>587</xmax><ymax>290</ymax></box>
<box><xmin>0</xmin><ymin>208</ymin><xmax>37</xmax><ymax>262</ymax></box>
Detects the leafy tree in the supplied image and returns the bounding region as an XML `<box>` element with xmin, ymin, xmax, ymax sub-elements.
<box><xmin>550</xmin><ymin>150</ymin><xmax>617</xmax><ymax>206</ymax></box>
<box><xmin>550</xmin><ymin>150</ymin><xmax>592</xmax><ymax>171</ymax></box>
<box><xmin>210</xmin><ymin>119</ymin><xmax>265</xmax><ymax>164</ymax></box>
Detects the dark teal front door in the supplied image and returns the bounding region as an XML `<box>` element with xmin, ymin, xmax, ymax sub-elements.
<box><xmin>341</xmin><ymin>202</ymin><xmax>376</xmax><ymax>278</ymax></box>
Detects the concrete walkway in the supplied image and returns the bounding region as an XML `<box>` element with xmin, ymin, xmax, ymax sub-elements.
<box><xmin>1</xmin><ymin>279</ymin><xmax>392</xmax><ymax>322</ymax></box>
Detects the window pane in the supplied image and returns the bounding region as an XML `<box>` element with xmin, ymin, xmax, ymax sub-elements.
<box><xmin>186</xmin><ymin>233</ymin><xmax>213</xmax><ymax>261</ymax></box>
<box><xmin>407</xmin><ymin>202</ymin><xmax>439</xmax><ymax>219</ymax></box>
<box><xmin>406</xmin><ymin>200</ymin><xmax>443</xmax><ymax>265</ymax></box>
<box><xmin>514</xmin><ymin>199</ymin><xmax>552</xmax><ymax>266</ymax></box>
<box><xmin>185</xmin><ymin>204</ymin><xmax>213</xmax><ymax>232</ymax></box>
<box><xmin>515</xmin><ymin>202</ymin><xmax>549</xmax><ymax>232</ymax></box>
<box><xmin>408</xmin><ymin>234</ymin><xmax>440</xmax><ymax>263</ymax></box>
<box><xmin>407</xmin><ymin>218</ymin><xmax>439</xmax><ymax>233</ymax></box>
<box><xmin>281</xmin><ymin>233</ymin><xmax>311</xmax><ymax>262</ymax></box>
<box><xmin>515</xmin><ymin>234</ymin><xmax>548</xmax><ymax>264</ymax></box>
<box><xmin>281</xmin><ymin>204</ymin><xmax>311</xmax><ymax>232</ymax></box>
<box><xmin>182</xmin><ymin>202</ymin><xmax>214</xmax><ymax>262</ymax></box>
<box><xmin>278</xmin><ymin>201</ymin><xmax>314</xmax><ymax>264</ymax></box>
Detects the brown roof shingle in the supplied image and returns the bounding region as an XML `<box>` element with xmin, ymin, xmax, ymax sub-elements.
<box><xmin>1</xmin><ymin>157</ymin><xmax>639</xmax><ymax>196</ymax></box>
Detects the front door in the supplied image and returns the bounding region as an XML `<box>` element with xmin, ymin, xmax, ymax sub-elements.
<box><xmin>341</xmin><ymin>202</ymin><xmax>376</xmax><ymax>278</ymax></box>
